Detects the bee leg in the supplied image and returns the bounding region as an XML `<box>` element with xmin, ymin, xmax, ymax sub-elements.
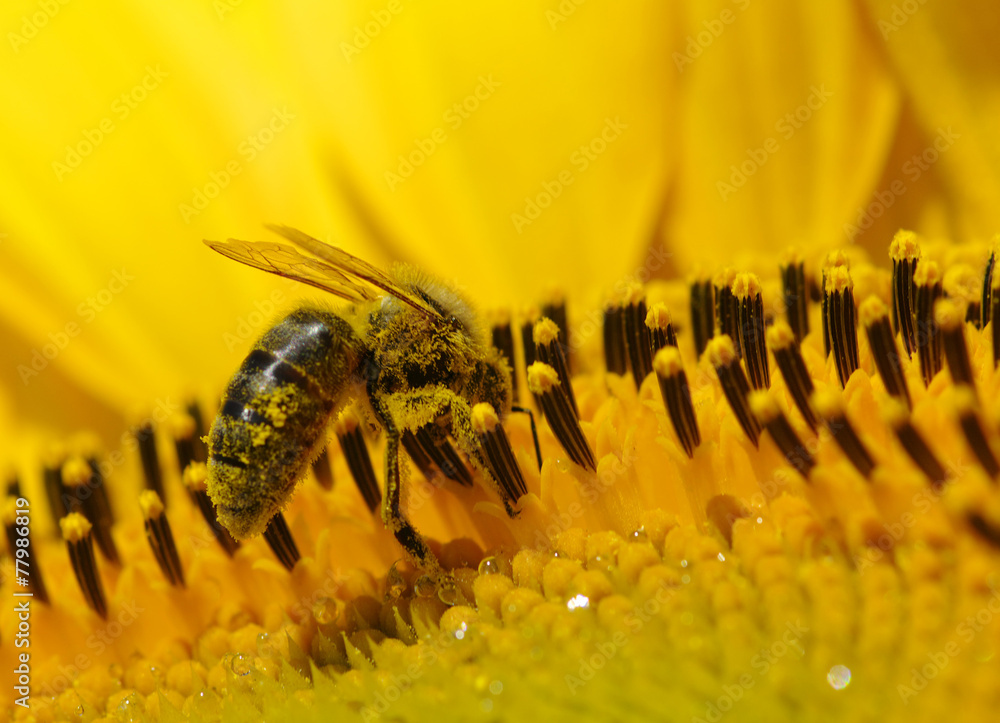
<box><xmin>379</xmin><ymin>412</ymin><xmax>442</xmax><ymax>574</ymax></box>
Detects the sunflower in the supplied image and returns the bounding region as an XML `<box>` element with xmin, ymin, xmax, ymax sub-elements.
<box><xmin>2</xmin><ymin>1</ymin><xmax>1000</xmax><ymax>721</ymax></box>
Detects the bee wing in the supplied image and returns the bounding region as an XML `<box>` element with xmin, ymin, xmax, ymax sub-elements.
<box><xmin>265</xmin><ymin>224</ymin><xmax>444</xmax><ymax>319</ymax></box>
<box><xmin>203</xmin><ymin>239</ymin><xmax>377</xmax><ymax>303</ymax></box>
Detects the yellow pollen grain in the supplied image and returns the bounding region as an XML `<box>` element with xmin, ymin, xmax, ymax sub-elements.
<box><xmin>645</xmin><ymin>302</ymin><xmax>672</xmax><ymax>331</ymax></box>
<box><xmin>810</xmin><ymin>388</ymin><xmax>844</xmax><ymax>420</ymax></box>
<box><xmin>261</xmin><ymin>386</ymin><xmax>295</xmax><ymax>428</ymax></box>
<box><xmin>766</xmin><ymin>321</ymin><xmax>795</xmax><ymax>350</ymax></box>
<box><xmin>890</xmin><ymin>229</ymin><xmax>921</xmax><ymax>260</ymax></box>
<box><xmin>653</xmin><ymin>346</ymin><xmax>684</xmax><ymax>378</ymax></box>
<box><xmin>934</xmin><ymin>297</ymin><xmax>965</xmax><ymax>331</ymax></box>
<box><xmin>61</xmin><ymin>455</ymin><xmax>92</xmax><ymax>487</ymax></box>
<box><xmin>183</xmin><ymin>461</ymin><xmax>208</xmax><ymax>492</ymax></box>
<box><xmin>169</xmin><ymin>413</ymin><xmax>196</xmax><ymax>440</ymax></box>
<box><xmin>859</xmin><ymin>295</ymin><xmax>889</xmax><ymax>328</ymax></box>
<box><xmin>139</xmin><ymin>489</ymin><xmax>165</xmax><ymax>520</ymax></box>
<box><xmin>250</xmin><ymin>424</ymin><xmax>272</xmax><ymax>447</ymax></box>
<box><xmin>748</xmin><ymin>390</ymin><xmax>779</xmax><ymax>424</ymax></box>
<box><xmin>824</xmin><ymin>249</ymin><xmax>850</xmax><ymax>271</ymax></box>
<box><xmin>59</xmin><ymin>511</ymin><xmax>93</xmax><ymax>542</ymax></box>
<box><xmin>706</xmin><ymin>335</ymin><xmax>737</xmax><ymax>368</ymax></box>
<box><xmin>334</xmin><ymin>406</ymin><xmax>360</xmax><ymax>436</ymax></box>
<box><xmin>731</xmin><ymin>272</ymin><xmax>761</xmax><ymax>300</ymax></box>
<box><xmin>532</xmin><ymin>317</ymin><xmax>560</xmax><ymax>347</ymax></box>
<box><xmin>713</xmin><ymin>267</ymin><xmax>737</xmax><ymax>289</ymax></box>
<box><xmin>913</xmin><ymin>258</ymin><xmax>941</xmax><ymax>287</ymax></box>
<box><xmin>527</xmin><ymin>362</ymin><xmax>560</xmax><ymax>395</ymax></box>
<box><xmin>471</xmin><ymin>403</ymin><xmax>500</xmax><ymax>435</ymax></box>
<box><xmin>825</xmin><ymin>266</ymin><xmax>853</xmax><ymax>294</ymax></box>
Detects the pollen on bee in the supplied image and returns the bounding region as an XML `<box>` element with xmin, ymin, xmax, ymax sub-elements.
<box><xmin>60</xmin><ymin>512</ymin><xmax>108</xmax><ymax>619</ymax></box>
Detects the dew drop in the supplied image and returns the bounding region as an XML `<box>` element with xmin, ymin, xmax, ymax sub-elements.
<box><xmin>489</xmin><ymin>680</ymin><xmax>503</xmax><ymax>695</ymax></box>
<box><xmin>717</xmin><ymin>553</ymin><xmax>726</xmax><ymax>562</ymax></box>
<box><xmin>680</xmin><ymin>559</ymin><xmax>689</xmax><ymax>568</ymax></box>
<box><xmin>481</xmin><ymin>699</ymin><xmax>494</xmax><ymax>713</ymax></box>
<box><xmin>566</xmin><ymin>594</ymin><xmax>590</xmax><ymax>611</ymax></box>
<box><xmin>313</xmin><ymin>597</ymin><xmax>340</xmax><ymax>626</ymax></box>
<box><xmin>230</xmin><ymin>653</ymin><xmax>252</xmax><ymax>677</ymax></box>
<box><xmin>386</xmin><ymin>562</ymin><xmax>407</xmax><ymax>599</ymax></box>
<box><xmin>827</xmin><ymin>664</ymin><xmax>851</xmax><ymax>690</ymax></box>
<box><xmin>478</xmin><ymin>557</ymin><xmax>501</xmax><ymax>576</ymax></box>
<box><xmin>256</xmin><ymin>632</ymin><xmax>274</xmax><ymax>658</ymax></box>
<box><xmin>438</xmin><ymin>580</ymin><xmax>460</xmax><ymax>606</ymax></box>
<box><xmin>681</xmin><ymin>574</ymin><xmax>691</xmax><ymax>584</ymax></box>
<box><xmin>631</xmin><ymin>527</ymin><xmax>648</xmax><ymax>542</ymax></box>
<box><xmin>555</xmin><ymin>457</ymin><xmax>570</xmax><ymax>473</ymax></box>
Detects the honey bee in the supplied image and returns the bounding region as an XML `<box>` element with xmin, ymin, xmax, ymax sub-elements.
<box><xmin>203</xmin><ymin>225</ymin><xmax>519</xmax><ymax>571</ymax></box>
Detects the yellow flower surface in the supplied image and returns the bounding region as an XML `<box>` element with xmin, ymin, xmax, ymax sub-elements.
<box><xmin>2</xmin><ymin>2</ymin><xmax>1000</xmax><ymax>722</ymax></box>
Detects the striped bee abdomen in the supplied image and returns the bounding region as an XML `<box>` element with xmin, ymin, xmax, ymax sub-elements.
<box><xmin>207</xmin><ymin>307</ymin><xmax>362</xmax><ymax>539</ymax></box>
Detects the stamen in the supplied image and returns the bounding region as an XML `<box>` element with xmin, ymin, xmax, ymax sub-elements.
<box><xmin>935</xmin><ymin>298</ymin><xmax>974</xmax><ymax>388</ymax></box>
<box><xmin>824</xmin><ymin>265</ymin><xmax>860</xmax><ymax>387</ymax></box>
<box><xmin>541</xmin><ymin>292</ymin><xmax>571</xmax><ymax>371</ymax></box>
<box><xmin>811</xmin><ymin>389</ymin><xmax>876</xmax><ymax>479</ymax></box>
<box><xmin>134</xmin><ymin>420</ymin><xmax>166</xmax><ymax>502</ymax></box>
<box><xmin>645</xmin><ymin>303</ymin><xmax>678</xmax><ymax>356</ymax></box>
<box><xmin>968</xmin><ymin>513</ymin><xmax>1000</xmax><ymax>549</ymax></box>
<box><xmin>780</xmin><ymin>250</ymin><xmax>809</xmax><ymax>343</ymax></box>
<box><xmin>489</xmin><ymin>309</ymin><xmax>519</xmax><ymax>399</ymax></box>
<box><xmin>61</xmin><ymin>456</ymin><xmax>120</xmax><ymax>564</ymax></box>
<box><xmin>415</xmin><ymin>425</ymin><xmax>473</xmax><ymax>487</ymax></box>
<box><xmin>311</xmin><ymin>447</ymin><xmax>334</xmax><ymax>491</ymax></box>
<box><xmin>520</xmin><ymin>306</ymin><xmax>540</xmax><ymax>372</ymax></box>
<box><xmin>169</xmin><ymin>413</ymin><xmax>205</xmax><ymax>481</ymax></box>
<box><xmin>602</xmin><ymin>301</ymin><xmax>629</xmax><ymax>375</ymax></box>
<box><xmin>139</xmin><ymin>490</ymin><xmax>184</xmax><ymax>587</ymax></box>
<box><xmin>882</xmin><ymin>399</ymin><xmax>946</xmax><ymax>490</ymax></box>
<box><xmin>183</xmin><ymin>462</ymin><xmax>240</xmax><ymax>556</ymax></box>
<box><xmin>510</xmin><ymin>405</ymin><xmax>543</xmax><ymax>471</ymax></box>
<box><xmin>913</xmin><ymin>260</ymin><xmax>944</xmax><ymax>387</ymax></box>
<box><xmin>622</xmin><ymin>283</ymin><xmax>654</xmax><ymax>386</ymax></box>
<box><xmin>766</xmin><ymin>322</ymin><xmax>819</xmax><ymax>433</ymax></box>
<box><xmin>3</xmin><ymin>496</ymin><xmax>49</xmax><ymax>603</ymax></box>
<box><xmin>954</xmin><ymin>387</ymin><xmax>999</xmax><ymax>479</ymax></box>
<box><xmin>714</xmin><ymin>268</ymin><xmax>742</xmax><ymax>360</ymax></box>
<box><xmin>982</xmin><ymin>242</ymin><xmax>997</xmax><ymax>329</ymax></box>
<box><xmin>889</xmin><ymin>230</ymin><xmax>920</xmax><ymax>356</ymax></box>
<box><xmin>689</xmin><ymin>277</ymin><xmax>715</xmax><ymax>358</ymax></box>
<box><xmin>263</xmin><ymin>512</ymin><xmax>300</xmax><ymax>571</ymax></box>
<box><xmin>706</xmin><ymin>336</ymin><xmax>761</xmax><ymax>448</ymax></box>
<box><xmin>185</xmin><ymin>399</ymin><xmax>210</xmax><ymax>464</ymax></box>
<box><xmin>43</xmin><ymin>443</ymin><xmax>69</xmax><ymax>527</ymax></box>
<box><xmin>60</xmin><ymin>512</ymin><xmax>107</xmax><ymax>619</ymax></box>
<box><xmin>993</xmin><ymin>270</ymin><xmax>1000</xmax><ymax>369</ymax></box>
<box><xmin>472</xmin><ymin>403</ymin><xmax>528</xmax><ymax>515</ymax></box>
<box><xmin>534</xmin><ymin>317</ymin><xmax>579</xmax><ymax>419</ymax></box>
<box><xmin>733</xmin><ymin>273</ymin><xmax>770</xmax><ymax>390</ymax></box>
<box><xmin>653</xmin><ymin>347</ymin><xmax>701</xmax><ymax>458</ymax></box>
<box><xmin>528</xmin><ymin>362</ymin><xmax>596</xmax><ymax>471</ymax></box>
<box><xmin>335</xmin><ymin>408</ymin><xmax>382</xmax><ymax>513</ymax></box>
<box><xmin>749</xmin><ymin>391</ymin><xmax>813</xmax><ymax>479</ymax></box>
<box><xmin>859</xmin><ymin>296</ymin><xmax>911</xmax><ymax>407</ymax></box>
<box><xmin>821</xmin><ymin>251</ymin><xmax>850</xmax><ymax>358</ymax></box>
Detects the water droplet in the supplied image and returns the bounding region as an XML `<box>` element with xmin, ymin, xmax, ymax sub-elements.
<box><xmin>680</xmin><ymin>559</ymin><xmax>688</xmax><ymax>568</ymax></box>
<box><xmin>566</xmin><ymin>594</ymin><xmax>590</xmax><ymax>610</ymax></box>
<box><xmin>230</xmin><ymin>653</ymin><xmax>252</xmax><ymax>677</ymax></box>
<box><xmin>481</xmin><ymin>699</ymin><xmax>494</xmax><ymax>713</ymax></box>
<box><xmin>257</xmin><ymin>632</ymin><xmax>274</xmax><ymax>657</ymax></box>
<box><xmin>717</xmin><ymin>553</ymin><xmax>726</xmax><ymax>562</ymax></box>
<box><xmin>386</xmin><ymin>562</ymin><xmax>406</xmax><ymax>599</ymax></box>
<box><xmin>631</xmin><ymin>527</ymin><xmax>648</xmax><ymax>542</ymax></box>
<box><xmin>313</xmin><ymin>597</ymin><xmax>340</xmax><ymax>626</ymax></box>
<box><xmin>453</xmin><ymin>621</ymin><xmax>468</xmax><ymax>640</ymax></box>
<box><xmin>756</xmin><ymin>517</ymin><xmax>764</xmax><ymax>524</ymax></box>
<box><xmin>438</xmin><ymin>580</ymin><xmax>460</xmax><ymax>606</ymax></box>
<box><xmin>827</xmin><ymin>664</ymin><xmax>851</xmax><ymax>690</ymax></box>
<box><xmin>414</xmin><ymin>574</ymin><xmax>436</xmax><ymax>597</ymax></box>
<box><xmin>681</xmin><ymin>574</ymin><xmax>691</xmax><ymax>584</ymax></box>
<box><xmin>478</xmin><ymin>557</ymin><xmax>501</xmax><ymax>575</ymax></box>
<box><xmin>555</xmin><ymin>457</ymin><xmax>570</xmax><ymax>473</ymax></box>
<box><xmin>489</xmin><ymin>680</ymin><xmax>503</xmax><ymax>695</ymax></box>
